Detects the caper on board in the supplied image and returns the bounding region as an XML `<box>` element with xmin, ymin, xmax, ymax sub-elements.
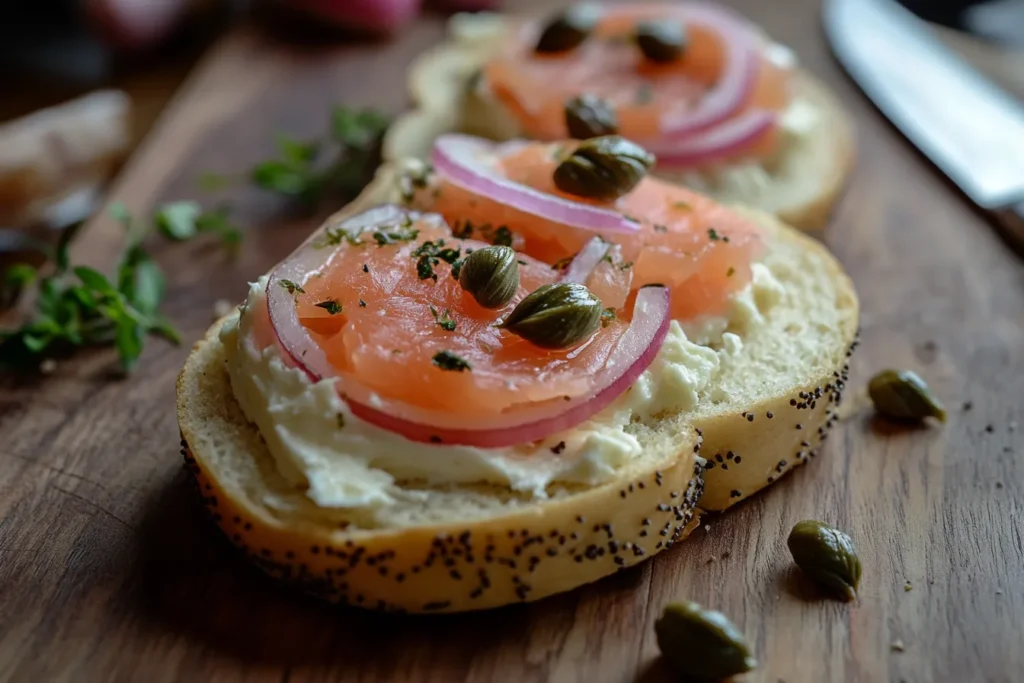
<box><xmin>564</xmin><ymin>94</ymin><xmax>619</xmax><ymax>139</ymax></box>
<box><xmin>787</xmin><ymin>520</ymin><xmax>862</xmax><ymax>601</ymax></box>
<box><xmin>499</xmin><ymin>282</ymin><xmax>603</xmax><ymax>349</ymax></box>
<box><xmin>636</xmin><ymin>21</ymin><xmax>687</xmax><ymax>63</ymax></box>
<box><xmin>868</xmin><ymin>369</ymin><xmax>947</xmax><ymax>423</ymax></box>
<box><xmin>553</xmin><ymin>136</ymin><xmax>656</xmax><ymax>201</ymax></box>
<box><xmin>535</xmin><ymin>4</ymin><xmax>601</xmax><ymax>54</ymax></box>
<box><xmin>458</xmin><ymin>245</ymin><xmax>519</xmax><ymax>309</ymax></box>
<box><xmin>655</xmin><ymin>601</ymin><xmax>757</xmax><ymax>680</ymax></box>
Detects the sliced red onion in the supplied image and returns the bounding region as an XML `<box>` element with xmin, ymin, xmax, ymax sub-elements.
<box><xmin>653</xmin><ymin>109</ymin><xmax>777</xmax><ymax>168</ymax></box>
<box><xmin>345</xmin><ymin>286</ymin><xmax>671</xmax><ymax>448</ymax></box>
<box><xmin>649</xmin><ymin>5</ymin><xmax>763</xmax><ymax>139</ymax></box>
<box><xmin>559</xmin><ymin>237</ymin><xmax>609</xmax><ymax>284</ymax></box>
<box><xmin>432</xmin><ymin>134</ymin><xmax>640</xmax><ymax>234</ymax></box>
<box><xmin>266</xmin><ymin>205</ymin><xmax>668</xmax><ymax>448</ymax></box>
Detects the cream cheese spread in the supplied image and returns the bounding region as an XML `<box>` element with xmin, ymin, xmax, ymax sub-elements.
<box><xmin>222</xmin><ymin>263</ymin><xmax>783</xmax><ymax>510</ymax></box>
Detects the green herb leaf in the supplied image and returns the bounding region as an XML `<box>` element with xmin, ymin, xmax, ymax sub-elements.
<box><xmin>316</xmin><ymin>299</ymin><xmax>343</xmax><ymax>315</ymax></box>
<box><xmin>155</xmin><ymin>201</ymin><xmax>201</xmax><ymax>241</ymax></box>
<box><xmin>432</xmin><ymin>350</ymin><xmax>471</xmax><ymax>372</ymax></box>
<box><xmin>279</xmin><ymin>279</ymin><xmax>306</xmax><ymax>295</ymax></box>
<box><xmin>430</xmin><ymin>305</ymin><xmax>457</xmax><ymax>331</ymax></box>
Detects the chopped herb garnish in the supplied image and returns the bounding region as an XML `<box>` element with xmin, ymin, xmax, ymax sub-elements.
<box><xmin>279</xmin><ymin>279</ymin><xmax>306</xmax><ymax>295</ymax></box>
<box><xmin>358</xmin><ymin>298</ymin><xmax>367</xmax><ymax>307</ymax></box>
<box><xmin>452</xmin><ymin>220</ymin><xmax>474</xmax><ymax>239</ymax></box>
<box><xmin>450</xmin><ymin>258</ymin><xmax>465</xmax><ymax>281</ymax></box>
<box><xmin>412</xmin><ymin>239</ymin><xmax>461</xmax><ymax>282</ymax></box>
<box><xmin>318</xmin><ymin>226</ymin><xmax>365</xmax><ymax>248</ymax></box>
<box><xmin>362</xmin><ymin>264</ymin><xmax>370</xmax><ymax>273</ymax></box>
<box><xmin>673</xmin><ymin>201</ymin><xmax>692</xmax><ymax>211</ymax></box>
<box><xmin>315</xmin><ymin>299</ymin><xmax>343</xmax><ymax>314</ymax></box>
<box><xmin>371</xmin><ymin>222</ymin><xmax>420</xmax><ymax>246</ymax></box>
<box><xmin>517</xmin><ymin>259</ymin><xmax>527</xmax><ymax>266</ymax></box>
<box><xmin>336</xmin><ymin>413</ymin><xmax>346</xmax><ymax>429</ymax></box>
<box><xmin>623</xmin><ymin>214</ymin><xmax>641</xmax><ymax>223</ymax></box>
<box><xmin>490</xmin><ymin>226</ymin><xmax>514</xmax><ymax>247</ymax></box>
<box><xmin>551</xmin><ymin>441</ymin><xmax>567</xmax><ymax>454</ymax></box>
<box><xmin>430</xmin><ymin>306</ymin><xmax>457</xmax><ymax>331</ymax></box>
<box><xmin>416</xmin><ymin>255</ymin><xmax>438</xmax><ymax>281</ymax></box>
<box><xmin>707</xmin><ymin>228</ymin><xmax>721</xmax><ymax>242</ymax></box>
<box><xmin>727</xmin><ymin>267</ymin><xmax>736</xmax><ymax>277</ymax></box>
<box><xmin>432</xmin><ymin>350</ymin><xmax>471</xmax><ymax>372</ymax></box>
<box><xmin>619</xmin><ymin>260</ymin><xmax>634</xmax><ymax>271</ymax></box>
<box><xmin>653</xmin><ymin>223</ymin><xmax>668</xmax><ymax>233</ymax></box>
<box><xmin>601</xmin><ymin>307</ymin><xmax>617</xmax><ymax>327</ymax></box>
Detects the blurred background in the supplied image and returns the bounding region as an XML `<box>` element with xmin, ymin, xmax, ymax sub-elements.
<box><xmin>0</xmin><ymin>0</ymin><xmax>1020</xmax><ymax>260</ymax></box>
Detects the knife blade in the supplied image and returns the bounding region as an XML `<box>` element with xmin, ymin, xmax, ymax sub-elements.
<box><xmin>824</xmin><ymin>0</ymin><xmax>1024</xmax><ymax>251</ymax></box>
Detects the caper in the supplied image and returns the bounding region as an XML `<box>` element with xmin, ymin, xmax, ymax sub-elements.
<box><xmin>534</xmin><ymin>3</ymin><xmax>600</xmax><ymax>54</ymax></box>
<box><xmin>787</xmin><ymin>520</ymin><xmax>862</xmax><ymax>601</ymax></box>
<box><xmin>499</xmin><ymin>282</ymin><xmax>603</xmax><ymax>349</ymax></box>
<box><xmin>868</xmin><ymin>369</ymin><xmax>947</xmax><ymax>423</ymax></box>
<box><xmin>636</xmin><ymin>21</ymin><xmax>687</xmax><ymax>63</ymax></box>
<box><xmin>553</xmin><ymin>136</ymin><xmax>655</xmax><ymax>201</ymax></box>
<box><xmin>655</xmin><ymin>601</ymin><xmax>757</xmax><ymax>680</ymax></box>
<box><xmin>458</xmin><ymin>245</ymin><xmax>519</xmax><ymax>309</ymax></box>
<box><xmin>564</xmin><ymin>94</ymin><xmax>619</xmax><ymax>140</ymax></box>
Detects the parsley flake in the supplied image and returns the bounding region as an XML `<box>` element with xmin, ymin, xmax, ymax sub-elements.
<box><xmin>707</xmin><ymin>228</ymin><xmax>721</xmax><ymax>242</ymax></box>
<box><xmin>432</xmin><ymin>350</ymin><xmax>471</xmax><ymax>372</ymax></box>
<box><xmin>315</xmin><ymin>299</ymin><xmax>343</xmax><ymax>315</ymax></box>
<box><xmin>358</xmin><ymin>299</ymin><xmax>367</xmax><ymax>307</ymax></box>
<box><xmin>430</xmin><ymin>306</ymin><xmax>457</xmax><ymax>332</ymax></box>
<box><xmin>279</xmin><ymin>279</ymin><xmax>305</xmax><ymax>295</ymax></box>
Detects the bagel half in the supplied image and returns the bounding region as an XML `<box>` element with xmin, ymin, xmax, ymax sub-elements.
<box><xmin>175</xmin><ymin>164</ymin><xmax>858</xmax><ymax>612</ymax></box>
<box><xmin>178</xmin><ymin>335</ymin><xmax>704</xmax><ymax>613</ymax></box>
<box><xmin>383</xmin><ymin>12</ymin><xmax>856</xmax><ymax>232</ymax></box>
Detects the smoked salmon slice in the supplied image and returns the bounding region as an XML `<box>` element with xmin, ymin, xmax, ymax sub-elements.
<box><xmin>481</xmin><ymin>2</ymin><xmax>792</xmax><ymax>167</ymax></box>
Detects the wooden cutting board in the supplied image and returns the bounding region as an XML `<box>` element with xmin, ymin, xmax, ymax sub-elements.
<box><xmin>1</xmin><ymin>2</ymin><xmax>1021</xmax><ymax>681</ymax></box>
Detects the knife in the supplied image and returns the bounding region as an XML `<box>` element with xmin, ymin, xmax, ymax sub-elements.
<box><xmin>824</xmin><ymin>0</ymin><xmax>1024</xmax><ymax>252</ymax></box>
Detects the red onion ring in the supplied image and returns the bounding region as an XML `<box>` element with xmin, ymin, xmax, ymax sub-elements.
<box><xmin>431</xmin><ymin>134</ymin><xmax>641</xmax><ymax>234</ymax></box>
<box><xmin>559</xmin><ymin>237</ymin><xmax>610</xmax><ymax>284</ymax></box>
<box><xmin>346</xmin><ymin>286</ymin><xmax>672</xmax><ymax>447</ymax></box>
<box><xmin>265</xmin><ymin>206</ymin><xmax>671</xmax><ymax>448</ymax></box>
<box><xmin>652</xmin><ymin>109</ymin><xmax>777</xmax><ymax>168</ymax></box>
<box><xmin>646</xmin><ymin>4</ymin><xmax>762</xmax><ymax>140</ymax></box>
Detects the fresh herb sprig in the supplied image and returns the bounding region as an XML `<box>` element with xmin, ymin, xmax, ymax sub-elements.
<box><xmin>0</xmin><ymin>201</ymin><xmax>238</xmax><ymax>374</ymax></box>
<box><xmin>250</xmin><ymin>107</ymin><xmax>389</xmax><ymax>206</ymax></box>
<box><xmin>0</xmin><ymin>218</ymin><xmax>179</xmax><ymax>373</ymax></box>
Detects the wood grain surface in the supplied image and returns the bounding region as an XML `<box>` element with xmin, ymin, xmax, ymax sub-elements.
<box><xmin>1</xmin><ymin>2</ymin><xmax>1022</xmax><ymax>682</ymax></box>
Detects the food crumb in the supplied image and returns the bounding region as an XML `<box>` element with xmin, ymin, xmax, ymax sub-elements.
<box><xmin>891</xmin><ymin>639</ymin><xmax>905</xmax><ymax>652</ymax></box>
<box><xmin>904</xmin><ymin>581</ymin><xmax>913</xmax><ymax>592</ymax></box>
<box><xmin>39</xmin><ymin>359</ymin><xmax>57</xmax><ymax>375</ymax></box>
<box><xmin>704</xmin><ymin>524</ymin><xmax>711</xmax><ymax>532</ymax></box>
<box><xmin>996</xmin><ymin>482</ymin><xmax>1004</xmax><ymax>489</ymax></box>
